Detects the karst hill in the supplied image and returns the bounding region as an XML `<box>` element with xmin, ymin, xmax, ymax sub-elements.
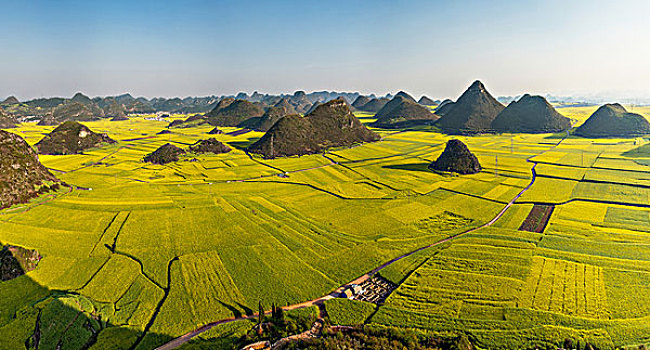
<box><xmin>429</xmin><ymin>139</ymin><xmax>482</xmax><ymax>174</ymax></box>
<box><xmin>491</xmin><ymin>94</ymin><xmax>571</xmax><ymax>133</ymax></box>
<box><xmin>0</xmin><ymin>130</ymin><xmax>61</xmax><ymax>209</ymax></box>
<box><xmin>575</xmin><ymin>103</ymin><xmax>650</xmax><ymax>137</ymax></box>
<box><xmin>248</xmin><ymin>98</ymin><xmax>380</xmax><ymax>158</ymax></box>
<box><xmin>435</xmin><ymin>80</ymin><xmax>505</xmax><ymax>134</ymax></box>
<box><xmin>35</xmin><ymin>121</ymin><xmax>116</xmax><ymax>155</ymax></box>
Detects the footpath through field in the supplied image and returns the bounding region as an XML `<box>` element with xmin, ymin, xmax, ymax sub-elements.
<box><xmin>155</xmin><ymin>130</ymin><xmax>570</xmax><ymax>350</ymax></box>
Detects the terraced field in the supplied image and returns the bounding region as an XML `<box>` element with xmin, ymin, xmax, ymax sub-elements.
<box><xmin>1</xmin><ymin>108</ymin><xmax>650</xmax><ymax>349</ymax></box>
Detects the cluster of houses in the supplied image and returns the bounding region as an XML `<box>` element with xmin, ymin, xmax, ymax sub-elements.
<box><xmin>338</xmin><ymin>275</ymin><xmax>397</xmax><ymax>304</ymax></box>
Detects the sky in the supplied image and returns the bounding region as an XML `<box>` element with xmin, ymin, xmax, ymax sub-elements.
<box><xmin>2</xmin><ymin>0</ymin><xmax>650</xmax><ymax>101</ymax></box>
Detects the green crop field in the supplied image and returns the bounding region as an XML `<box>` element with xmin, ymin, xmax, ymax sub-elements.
<box><xmin>2</xmin><ymin>114</ymin><xmax>650</xmax><ymax>349</ymax></box>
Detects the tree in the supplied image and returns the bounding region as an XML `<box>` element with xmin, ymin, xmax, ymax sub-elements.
<box><xmin>276</xmin><ymin>306</ymin><xmax>285</xmax><ymax>323</ymax></box>
<box><xmin>258</xmin><ymin>301</ymin><xmax>264</xmax><ymax>325</ymax></box>
<box><xmin>564</xmin><ymin>338</ymin><xmax>574</xmax><ymax>350</ymax></box>
<box><xmin>271</xmin><ymin>302</ymin><xmax>276</xmax><ymax>320</ymax></box>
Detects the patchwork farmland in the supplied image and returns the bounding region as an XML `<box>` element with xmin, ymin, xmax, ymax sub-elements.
<box><xmin>1</xmin><ymin>107</ymin><xmax>650</xmax><ymax>349</ymax></box>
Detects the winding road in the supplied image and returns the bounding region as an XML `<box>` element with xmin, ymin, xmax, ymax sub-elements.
<box><xmin>154</xmin><ymin>130</ymin><xmax>572</xmax><ymax>350</ymax></box>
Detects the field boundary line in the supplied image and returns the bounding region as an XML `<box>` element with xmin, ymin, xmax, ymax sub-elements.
<box><xmin>154</xmin><ymin>129</ymin><xmax>572</xmax><ymax>350</ymax></box>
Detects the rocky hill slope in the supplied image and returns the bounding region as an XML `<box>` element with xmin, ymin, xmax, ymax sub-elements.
<box><xmin>491</xmin><ymin>94</ymin><xmax>571</xmax><ymax>133</ymax></box>
<box><xmin>0</xmin><ymin>110</ymin><xmax>17</xmax><ymax>128</ymax></box>
<box><xmin>248</xmin><ymin>98</ymin><xmax>379</xmax><ymax>158</ymax></box>
<box><xmin>418</xmin><ymin>96</ymin><xmax>437</xmax><ymax>106</ymax></box>
<box><xmin>35</xmin><ymin>121</ymin><xmax>116</xmax><ymax>155</ymax></box>
<box><xmin>189</xmin><ymin>138</ymin><xmax>231</xmax><ymax>154</ymax></box>
<box><xmin>240</xmin><ymin>98</ymin><xmax>299</xmax><ymax>131</ymax></box>
<box><xmin>206</xmin><ymin>99</ymin><xmax>265</xmax><ymax>127</ymax></box>
<box><xmin>435</xmin><ymin>81</ymin><xmax>504</xmax><ymax>134</ymax></box>
<box><xmin>371</xmin><ymin>95</ymin><xmax>438</xmax><ymax>128</ymax></box>
<box><xmin>143</xmin><ymin>143</ymin><xmax>186</xmax><ymax>164</ymax></box>
<box><xmin>0</xmin><ymin>130</ymin><xmax>61</xmax><ymax>209</ymax></box>
<box><xmin>429</xmin><ymin>139</ymin><xmax>482</xmax><ymax>174</ymax></box>
<box><xmin>575</xmin><ymin>103</ymin><xmax>650</xmax><ymax>137</ymax></box>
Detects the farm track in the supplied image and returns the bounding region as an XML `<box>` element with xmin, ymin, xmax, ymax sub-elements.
<box><xmin>154</xmin><ymin>129</ymin><xmax>573</xmax><ymax>349</ymax></box>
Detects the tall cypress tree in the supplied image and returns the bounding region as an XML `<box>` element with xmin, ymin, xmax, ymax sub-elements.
<box><xmin>276</xmin><ymin>306</ymin><xmax>285</xmax><ymax>323</ymax></box>
<box><xmin>271</xmin><ymin>302</ymin><xmax>277</xmax><ymax>320</ymax></box>
<box><xmin>258</xmin><ymin>301</ymin><xmax>264</xmax><ymax>325</ymax></box>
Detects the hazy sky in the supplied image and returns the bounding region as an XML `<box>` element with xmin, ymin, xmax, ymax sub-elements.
<box><xmin>2</xmin><ymin>0</ymin><xmax>650</xmax><ymax>100</ymax></box>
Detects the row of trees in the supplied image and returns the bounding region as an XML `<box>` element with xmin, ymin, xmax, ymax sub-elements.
<box><xmin>257</xmin><ymin>301</ymin><xmax>285</xmax><ymax>326</ymax></box>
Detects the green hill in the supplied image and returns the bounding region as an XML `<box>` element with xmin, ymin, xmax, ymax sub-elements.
<box><xmin>241</xmin><ymin>98</ymin><xmax>299</xmax><ymax>131</ymax></box>
<box><xmin>352</xmin><ymin>96</ymin><xmax>372</xmax><ymax>110</ymax></box>
<box><xmin>0</xmin><ymin>110</ymin><xmax>17</xmax><ymax>128</ymax></box>
<box><xmin>1</xmin><ymin>96</ymin><xmax>19</xmax><ymax>105</ymax></box>
<box><xmin>371</xmin><ymin>96</ymin><xmax>438</xmax><ymax>128</ymax></box>
<box><xmin>71</xmin><ymin>92</ymin><xmax>93</xmax><ymax>105</ymax></box>
<box><xmin>206</xmin><ymin>99</ymin><xmax>264</xmax><ymax>127</ymax></box>
<box><xmin>50</xmin><ymin>102</ymin><xmax>104</xmax><ymax>123</ymax></box>
<box><xmin>248</xmin><ymin>98</ymin><xmax>379</xmax><ymax>158</ymax></box>
<box><xmin>394</xmin><ymin>91</ymin><xmax>416</xmax><ymax>102</ymax></box>
<box><xmin>104</xmin><ymin>101</ymin><xmax>128</xmax><ymax>119</ymax></box>
<box><xmin>0</xmin><ymin>130</ymin><xmax>60</xmax><ymax>209</ymax></box>
<box><xmin>188</xmin><ymin>138</ymin><xmax>231</xmax><ymax>154</ymax></box>
<box><xmin>168</xmin><ymin>115</ymin><xmax>208</xmax><ymax>129</ymax></box>
<box><xmin>36</xmin><ymin>114</ymin><xmax>57</xmax><ymax>126</ymax></box>
<box><xmin>360</xmin><ymin>97</ymin><xmax>389</xmax><ymax>113</ymax></box>
<box><xmin>143</xmin><ymin>143</ymin><xmax>185</xmax><ymax>164</ymax></box>
<box><xmin>434</xmin><ymin>99</ymin><xmax>455</xmax><ymax>116</ymax></box>
<box><xmin>429</xmin><ymin>139</ymin><xmax>482</xmax><ymax>174</ymax></box>
<box><xmin>418</xmin><ymin>96</ymin><xmax>437</xmax><ymax>106</ymax></box>
<box><xmin>435</xmin><ymin>80</ymin><xmax>504</xmax><ymax>134</ymax></box>
<box><xmin>1</xmin><ymin>96</ymin><xmax>38</xmax><ymax>118</ymax></box>
<box><xmin>1</xmin><ymin>245</ymin><xmax>41</xmax><ymax>281</ymax></box>
<box><xmin>305</xmin><ymin>101</ymin><xmax>322</xmax><ymax>115</ymax></box>
<box><xmin>35</xmin><ymin>121</ymin><xmax>116</xmax><ymax>155</ymax></box>
<box><xmin>575</xmin><ymin>103</ymin><xmax>650</xmax><ymax>137</ymax></box>
<box><xmin>491</xmin><ymin>94</ymin><xmax>571</xmax><ymax>133</ymax></box>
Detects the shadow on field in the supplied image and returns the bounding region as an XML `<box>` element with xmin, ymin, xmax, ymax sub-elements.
<box><xmin>544</xmin><ymin>131</ymin><xmax>573</xmax><ymax>139</ymax></box>
<box><xmin>228</xmin><ymin>139</ymin><xmax>260</xmax><ymax>150</ymax></box>
<box><xmin>382</xmin><ymin>162</ymin><xmax>432</xmax><ymax>173</ymax></box>
<box><xmin>218</xmin><ymin>300</ymin><xmax>254</xmax><ymax>318</ymax></box>
<box><xmin>0</xmin><ymin>273</ymin><xmax>190</xmax><ymax>349</ymax></box>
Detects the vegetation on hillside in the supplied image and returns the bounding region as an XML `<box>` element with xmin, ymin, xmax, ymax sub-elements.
<box><xmin>575</xmin><ymin>103</ymin><xmax>650</xmax><ymax>137</ymax></box>
<box><xmin>0</xmin><ymin>130</ymin><xmax>61</xmax><ymax>208</ymax></box>
<box><xmin>491</xmin><ymin>94</ymin><xmax>571</xmax><ymax>133</ymax></box>
<box><xmin>35</xmin><ymin>121</ymin><xmax>116</xmax><ymax>155</ymax></box>
<box><xmin>188</xmin><ymin>138</ymin><xmax>231</xmax><ymax>154</ymax></box>
<box><xmin>435</xmin><ymin>80</ymin><xmax>505</xmax><ymax>134</ymax></box>
<box><xmin>429</xmin><ymin>139</ymin><xmax>482</xmax><ymax>174</ymax></box>
<box><xmin>371</xmin><ymin>95</ymin><xmax>439</xmax><ymax>129</ymax></box>
<box><xmin>248</xmin><ymin>98</ymin><xmax>380</xmax><ymax>158</ymax></box>
<box><xmin>143</xmin><ymin>143</ymin><xmax>186</xmax><ymax>164</ymax></box>
<box><xmin>206</xmin><ymin>99</ymin><xmax>265</xmax><ymax>127</ymax></box>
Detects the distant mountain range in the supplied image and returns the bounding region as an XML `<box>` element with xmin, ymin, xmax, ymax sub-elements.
<box><xmin>0</xmin><ymin>91</ymin><xmax>373</xmax><ymax>122</ymax></box>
